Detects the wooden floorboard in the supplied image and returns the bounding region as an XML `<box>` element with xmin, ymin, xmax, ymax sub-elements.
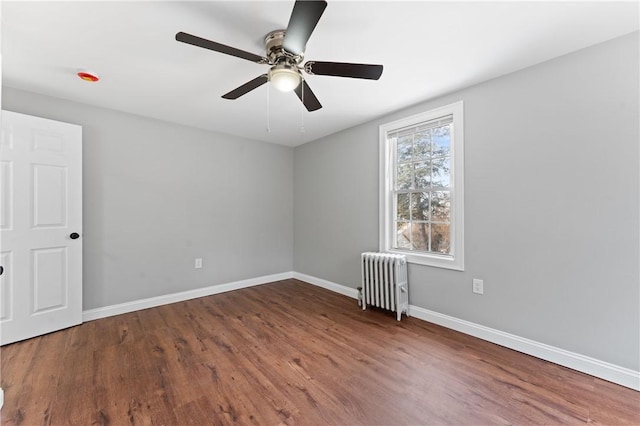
<box><xmin>1</xmin><ymin>279</ymin><xmax>638</xmax><ymax>425</ymax></box>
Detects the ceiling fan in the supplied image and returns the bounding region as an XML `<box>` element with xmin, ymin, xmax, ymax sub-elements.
<box><xmin>175</xmin><ymin>0</ymin><xmax>383</xmax><ymax>112</ymax></box>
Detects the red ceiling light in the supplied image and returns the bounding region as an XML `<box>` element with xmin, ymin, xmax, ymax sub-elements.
<box><xmin>77</xmin><ymin>70</ymin><xmax>99</xmax><ymax>82</ymax></box>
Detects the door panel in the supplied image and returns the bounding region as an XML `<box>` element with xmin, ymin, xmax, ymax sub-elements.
<box><xmin>32</xmin><ymin>247</ymin><xmax>67</xmax><ymax>313</ymax></box>
<box><xmin>31</xmin><ymin>128</ymin><xmax>66</xmax><ymax>153</ymax></box>
<box><xmin>32</xmin><ymin>164</ymin><xmax>67</xmax><ymax>227</ymax></box>
<box><xmin>0</xmin><ymin>161</ymin><xmax>12</xmax><ymax>230</ymax></box>
<box><xmin>0</xmin><ymin>110</ymin><xmax>82</xmax><ymax>345</ymax></box>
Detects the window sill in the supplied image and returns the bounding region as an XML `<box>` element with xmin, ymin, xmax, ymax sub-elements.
<box><xmin>387</xmin><ymin>249</ymin><xmax>464</xmax><ymax>271</ymax></box>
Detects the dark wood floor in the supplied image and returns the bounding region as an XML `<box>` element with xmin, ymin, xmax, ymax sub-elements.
<box><xmin>1</xmin><ymin>279</ymin><xmax>638</xmax><ymax>425</ymax></box>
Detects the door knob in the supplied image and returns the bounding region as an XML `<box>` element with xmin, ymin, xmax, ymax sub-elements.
<box><xmin>0</xmin><ymin>266</ymin><xmax>3</xmax><ymax>276</ymax></box>
<box><xmin>70</xmin><ymin>232</ymin><xmax>80</xmax><ymax>240</ymax></box>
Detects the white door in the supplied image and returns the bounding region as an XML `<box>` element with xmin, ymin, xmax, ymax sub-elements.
<box><xmin>0</xmin><ymin>110</ymin><xmax>82</xmax><ymax>345</ymax></box>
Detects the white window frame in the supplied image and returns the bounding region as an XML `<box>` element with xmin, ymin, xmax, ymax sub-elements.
<box><xmin>379</xmin><ymin>101</ymin><xmax>464</xmax><ymax>271</ymax></box>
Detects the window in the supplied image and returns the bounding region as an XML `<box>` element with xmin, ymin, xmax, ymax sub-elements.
<box><xmin>379</xmin><ymin>101</ymin><xmax>464</xmax><ymax>270</ymax></box>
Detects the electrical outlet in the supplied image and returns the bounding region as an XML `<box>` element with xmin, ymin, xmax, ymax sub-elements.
<box><xmin>195</xmin><ymin>258</ymin><xmax>203</xmax><ymax>269</ymax></box>
<box><xmin>472</xmin><ymin>278</ymin><xmax>484</xmax><ymax>294</ymax></box>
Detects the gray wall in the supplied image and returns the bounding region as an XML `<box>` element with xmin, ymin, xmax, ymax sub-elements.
<box><xmin>3</xmin><ymin>87</ymin><xmax>294</xmax><ymax>310</ymax></box>
<box><xmin>294</xmin><ymin>32</ymin><xmax>640</xmax><ymax>370</ymax></box>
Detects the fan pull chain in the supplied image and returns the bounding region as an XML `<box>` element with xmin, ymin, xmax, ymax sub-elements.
<box><xmin>300</xmin><ymin>80</ymin><xmax>305</xmax><ymax>133</ymax></box>
<box><xmin>266</xmin><ymin>83</ymin><xmax>271</xmax><ymax>133</ymax></box>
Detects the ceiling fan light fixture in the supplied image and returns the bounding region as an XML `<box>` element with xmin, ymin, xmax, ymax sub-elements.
<box><xmin>269</xmin><ymin>65</ymin><xmax>301</xmax><ymax>92</ymax></box>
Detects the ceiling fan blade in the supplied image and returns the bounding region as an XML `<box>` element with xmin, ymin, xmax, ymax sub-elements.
<box><xmin>294</xmin><ymin>79</ymin><xmax>322</xmax><ymax>112</ymax></box>
<box><xmin>222</xmin><ymin>74</ymin><xmax>269</xmax><ymax>99</ymax></box>
<box><xmin>176</xmin><ymin>32</ymin><xmax>266</xmax><ymax>64</ymax></box>
<box><xmin>305</xmin><ymin>61</ymin><xmax>383</xmax><ymax>80</ymax></box>
<box><xmin>283</xmin><ymin>0</ymin><xmax>327</xmax><ymax>56</ymax></box>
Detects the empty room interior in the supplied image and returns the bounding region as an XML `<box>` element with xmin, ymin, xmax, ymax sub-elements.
<box><xmin>1</xmin><ymin>1</ymin><xmax>639</xmax><ymax>424</ymax></box>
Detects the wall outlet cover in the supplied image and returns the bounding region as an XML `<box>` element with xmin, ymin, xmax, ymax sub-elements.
<box><xmin>472</xmin><ymin>278</ymin><xmax>484</xmax><ymax>294</ymax></box>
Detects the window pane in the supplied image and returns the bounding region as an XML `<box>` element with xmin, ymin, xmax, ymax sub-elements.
<box><xmin>413</xmin><ymin>131</ymin><xmax>431</xmax><ymax>159</ymax></box>
<box><xmin>414</xmin><ymin>161</ymin><xmax>431</xmax><ymax>189</ymax></box>
<box><xmin>432</xmin><ymin>156</ymin><xmax>450</xmax><ymax>188</ymax></box>
<box><xmin>433</xmin><ymin>125</ymin><xmax>450</xmax><ymax>157</ymax></box>
<box><xmin>411</xmin><ymin>192</ymin><xmax>429</xmax><ymax>221</ymax></box>
<box><xmin>411</xmin><ymin>222</ymin><xmax>429</xmax><ymax>251</ymax></box>
<box><xmin>396</xmin><ymin>221</ymin><xmax>411</xmax><ymax>249</ymax></box>
<box><xmin>396</xmin><ymin>193</ymin><xmax>409</xmax><ymax>220</ymax></box>
<box><xmin>397</xmin><ymin>136</ymin><xmax>413</xmax><ymax>163</ymax></box>
<box><xmin>430</xmin><ymin>191</ymin><xmax>450</xmax><ymax>222</ymax></box>
<box><xmin>397</xmin><ymin>163</ymin><xmax>412</xmax><ymax>190</ymax></box>
<box><xmin>431</xmin><ymin>223</ymin><xmax>450</xmax><ymax>254</ymax></box>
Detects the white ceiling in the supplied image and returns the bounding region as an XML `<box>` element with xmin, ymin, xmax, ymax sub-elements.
<box><xmin>2</xmin><ymin>1</ymin><xmax>638</xmax><ymax>147</ymax></box>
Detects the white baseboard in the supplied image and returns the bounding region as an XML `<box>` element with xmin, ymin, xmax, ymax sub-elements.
<box><xmin>408</xmin><ymin>305</ymin><xmax>640</xmax><ymax>391</ymax></box>
<box><xmin>297</xmin><ymin>273</ymin><xmax>640</xmax><ymax>391</ymax></box>
<box><xmin>82</xmin><ymin>271</ymin><xmax>294</xmax><ymax>322</ymax></box>
<box><xmin>292</xmin><ymin>272</ymin><xmax>359</xmax><ymax>299</ymax></box>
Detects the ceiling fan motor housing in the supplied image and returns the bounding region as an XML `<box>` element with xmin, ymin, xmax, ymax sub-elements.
<box><xmin>265</xmin><ymin>30</ymin><xmax>303</xmax><ymax>91</ymax></box>
<box><xmin>264</xmin><ymin>30</ymin><xmax>303</xmax><ymax>65</ymax></box>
